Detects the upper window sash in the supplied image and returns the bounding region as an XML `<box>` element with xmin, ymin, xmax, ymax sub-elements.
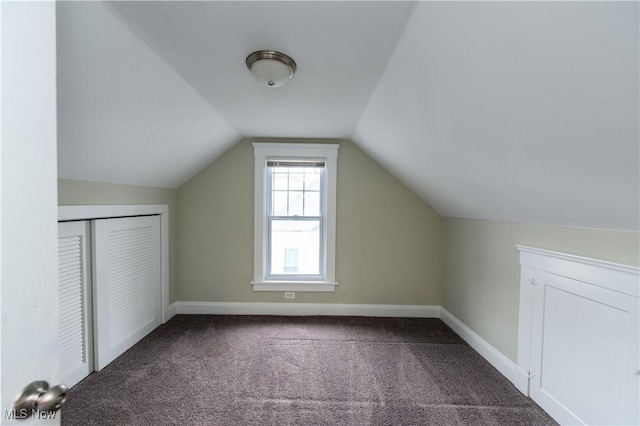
<box><xmin>266</xmin><ymin>163</ymin><xmax>325</xmax><ymax>219</ymax></box>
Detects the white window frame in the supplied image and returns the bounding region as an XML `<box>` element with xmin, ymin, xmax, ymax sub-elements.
<box><xmin>252</xmin><ymin>143</ymin><xmax>339</xmax><ymax>292</ymax></box>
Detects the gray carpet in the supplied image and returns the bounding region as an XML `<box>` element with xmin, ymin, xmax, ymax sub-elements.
<box><xmin>62</xmin><ymin>315</ymin><xmax>556</xmax><ymax>426</ymax></box>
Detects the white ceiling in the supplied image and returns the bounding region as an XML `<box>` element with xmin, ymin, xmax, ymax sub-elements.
<box><xmin>57</xmin><ymin>2</ymin><xmax>240</xmax><ymax>188</ymax></box>
<box><xmin>108</xmin><ymin>1</ymin><xmax>417</xmax><ymax>138</ymax></box>
<box><xmin>57</xmin><ymin>1</ymin><xmax>639</xmax><ymax>231</ymax></box>
<box><xmin>354</xmin><ymin>2</ymin><xmax>639</xmax><ymax>231</ymax></box>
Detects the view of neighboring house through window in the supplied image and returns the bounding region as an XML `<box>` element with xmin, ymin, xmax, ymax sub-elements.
<box><xmin>283</xmin><ymin>248</ymin><xmax>299</xmax><ymax>273</ymax></box>
<box><xmin>268</xmin><ymin>161</ymin><xmax>323</xmax><ymax>278</ymax></box>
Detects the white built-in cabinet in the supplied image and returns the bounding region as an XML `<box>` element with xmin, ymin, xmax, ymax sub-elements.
<box><xmin>517</xmin><ymin>245</ymin><xmax>639</xmax><ymax>426</ymax></box>
<box><xmin>58</xmin><ymin>215</ymin><xmax>162</xmax><ymax>388</ymax></box>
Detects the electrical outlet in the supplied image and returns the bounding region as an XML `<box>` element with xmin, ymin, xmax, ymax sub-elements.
<box><xmin>284</xmin><ymin>292</ymin><xmax>295</xmax><ymax>299</ymax></box>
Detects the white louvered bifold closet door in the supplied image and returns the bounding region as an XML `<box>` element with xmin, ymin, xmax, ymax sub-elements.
<box><xmin>58</xmin><ymin>220</ymin><xmax>93</xmax><ymax>388</ymax></box>
<box><xmin>93</xmin><ymin>215</ymin><xmax>161</xmax><ymax>370</ymax></box>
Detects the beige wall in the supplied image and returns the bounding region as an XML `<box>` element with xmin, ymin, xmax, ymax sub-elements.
<box><xmin>176</xmin><ymin>139</ymin><xmax>443</xmax><ymax>304</ymax></box>
<box><xmin>442</xmin><ymin>217</ymin><xmax>640</xmax><ymax>362</ymax></box>
<box><xmin>59</xmin><ymin>157</ymin><xmax>640</xmax><ymax>366</ymax></box>
<box><xmin>58</xmin><ymin>178</ymin><xmax>178</xmax><ymax>302</ymax></box>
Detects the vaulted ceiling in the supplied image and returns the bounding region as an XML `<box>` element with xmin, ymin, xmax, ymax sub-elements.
<box><xmin>57</xmin><ymin>1</ymin><xmax>639</xmax><ymax>231</ymax></box>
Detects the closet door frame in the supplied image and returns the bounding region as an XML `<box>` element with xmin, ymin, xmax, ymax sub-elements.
<box><xmin>59</xmin><ymin>205</ymin><xmax>171</xmax><ymax>323</ymax></box>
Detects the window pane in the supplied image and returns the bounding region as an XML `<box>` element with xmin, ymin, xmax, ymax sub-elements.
<box><xmin>284</xmin><ymin>248</ymin><xmax>298</xmax><ymax>265</ymax></box>
<box><xmin>305</xmin><ymin>172</ymin><xmax>320</xmax><ymax>191</ymax></box>
<box><xmin>273</xmin><ymin>173</ymin><xmax>288</xmax><ymax>191</ymax></box>
<box><xmin>272</xmin><ymin>191</ymin><xmax>288</xmax><ymax>216</ymax></box>
<box><xmin>270</xmin><ymin>219</ymin><xmax>320</xmax><ymax>275</ymax></box>
<box><xmin>304</xmin><ymin>192</ymin><xmax>320</xmax><ymax>216</ymax></box>
<box><xmin>288</xmin><ymin>191</ymin><xmax>304</xmax><ymax>216</ymax></box>
<box><xmin>283</xmin><ymin>248</ymin><xmax>299</xmax><ymax>273</ymax></box>
<box><xmin>288</xmin><ymin>172</ymin><xmax>304</xmax><ymax>191</ymax></box>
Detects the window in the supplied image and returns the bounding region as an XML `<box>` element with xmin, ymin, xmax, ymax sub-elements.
<box><xmin>252</xmin><ymin>143</ymin><xmax>339</xmax><ymax>292</ymax></box>
<box><xmin>283</xmin><ymin>249</ymin><xmax>299</xmax><ymax>273</ymax></box>
<box><xmin>269</xmin><ymin>162</ymin><xmax>322</xmax><ymax>278</ymax></box>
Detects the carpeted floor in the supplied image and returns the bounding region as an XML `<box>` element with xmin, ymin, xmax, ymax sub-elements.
<box><xmin>62</xmin><ymin>315</ymin><xmax>556</xmax><ymax>426</ymax></box>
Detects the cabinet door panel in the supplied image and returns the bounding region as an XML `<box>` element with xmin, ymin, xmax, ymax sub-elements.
<box><xmin>530</xmin><ymin>273</ymin><xmax>638</xmax><ymax>425</ymax></box>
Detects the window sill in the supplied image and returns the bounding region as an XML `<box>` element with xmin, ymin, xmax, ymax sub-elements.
<box><xmin>251</xmin><ymin>280</ymin><xmax>338</xmax><ymax>292</ymax></box>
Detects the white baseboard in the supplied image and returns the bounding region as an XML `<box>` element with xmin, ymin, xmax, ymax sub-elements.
<box><xmin>513</xmin><ymin>366</ymin><xmax>530</xmax><ymax>396</ymax></box>
<box><xmin>173</xmin><ymin>301</ymin><xmax>440</xmax><ymax>318</ymax></box>
<box><xmin>166</xmin><ymin>302</ymin><xmax>177</xmax><ymax>321</ymax></box>
<box><xmin>440</xmin><ymin>308</ymin><xmax>528</xmax><ymax>394</ymax></box>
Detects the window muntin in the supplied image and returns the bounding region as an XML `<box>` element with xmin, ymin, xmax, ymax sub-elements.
<box><xmin>267</xmin><ymin>161</ymin><xmax>324</xmax><ymax>279</ymax></box>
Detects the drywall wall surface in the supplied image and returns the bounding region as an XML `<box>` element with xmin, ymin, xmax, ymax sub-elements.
<box><xmin>442</xmin><ymin>217</ymin><xmax>640</xmax><ymax>361</ymax></box>
<box><xmin>58</xmin><ymin>178</ymin><xmax>178</xmax><ymax>302</ymax></box>
<box><xmin>176</xmin><ymin>139</ymin><xmax>443</xmax><ymax>304</ymax></box>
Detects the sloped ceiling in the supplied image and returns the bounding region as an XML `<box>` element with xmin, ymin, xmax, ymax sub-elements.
<box><xmin>354</xmin><ymin>2</ymin><xmax>639</xmax><ymax>231</ymax></box>
<box><xmin>57</xmin><ymin>2</ymin><xmax>240</xmax><ymax>188</ymax></box>
<box><xmin>57</xmin><ymin>1</ymin><xmax>639</xmax><ymax>231</ymax></box>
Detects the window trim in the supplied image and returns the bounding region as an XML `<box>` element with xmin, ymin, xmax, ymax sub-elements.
<box><xmin>251</xmin><ymin>143</ymin><xmax>339</xmax><ymax>292</ymax></box>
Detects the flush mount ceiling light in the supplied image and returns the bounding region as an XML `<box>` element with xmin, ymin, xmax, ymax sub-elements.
<box><xmin>246</xmin><ymin>50</ymin><xmax>297</xmax><ymax>88</ymax></box>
